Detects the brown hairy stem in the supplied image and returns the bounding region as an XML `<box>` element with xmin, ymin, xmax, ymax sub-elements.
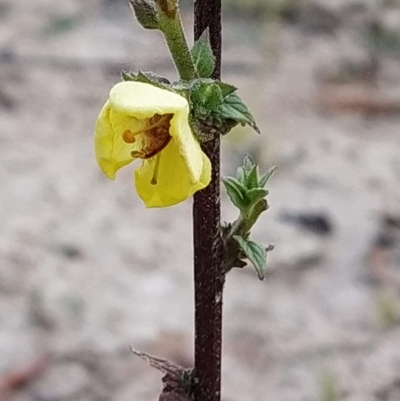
<box><xmin>192</xmin><ymin>1</ymin><xmax>223</xmax><ymax>401</ymax></box>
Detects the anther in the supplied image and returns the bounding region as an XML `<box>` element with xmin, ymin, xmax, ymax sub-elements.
<box><xmin>122</xmin><ymin>130</ymin><xmax>137</xmax><ymax>143</ymax></box>
<box><xmin>122</xmin><ymin>114</ymin><xmax>171</xmax><ymax>144</ymax></box>
<box><xmin>131</xmin><ymin>150</ymin><xmax>146</xmax><ymax>158</ymax></box>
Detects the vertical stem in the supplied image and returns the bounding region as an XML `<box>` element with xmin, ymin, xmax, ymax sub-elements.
<box><xmin>193</xmin><ymin>2</ymin><xmax>223</xmax><ymax>401</ymax></box>
<box><xmin>155</xmin><ymin>0</ymin><xmax>198</xmax><ymax>81</ymax></box>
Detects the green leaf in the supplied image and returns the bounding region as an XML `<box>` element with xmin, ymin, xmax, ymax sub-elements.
<box><xmin>218</xmin><ymin>93</ymin><xmax>260</xmax><ymax>134</ymax></box>
<box><xmin>121</xmin><ymin>70</ymin><xmax>137</xmax><ymax>81</ymax></box>
<box><xmin>191</xmin><ymin>30</ymin><xmax>216</xmax><ymax>78</ymax></box>
<box><xmin>222</xmin><ymin>177</ymin><xmax>247</xmax><ymax>210</ymax></box>
<box><xmin>236</xmin><ymin>166</ymin><xmax>245</xmax><ymax>184</ymax></box>
<box><xmin>245</xmin><ymin>188</ymin><xmax>268</xmax><ymax>205</ymax></box>
<box><xmin>217</xmin><ymin>81</ymin><xmax>237</xmax><ymax>97</ymax></box>
<box><xmin>259</xmin><ymin>166</ymin><xmax>276</xmax><ymax>188</ymax></box>
<box><xmin>129</xmin><ymin>0</ymin><xmax>159</xmax><ymax>30</ymax></box>
<box><xmin>233</xmin><ymin>236</ymin><xmax>267</xmax><ymax>280</ymax></box>
<box><xmin>242</xmin><ymin>156</ymin><xmax>253</xmax><ymax>173</ymax></box>
<box><xmin>242</xmin><ymin>199</ymin><xmax>269</xmax><ymax>233</ymax></box>
<box><xmin>244</xmin><ymin>164</ymin><xmax>259</xmax><ymax>189</ymax></box>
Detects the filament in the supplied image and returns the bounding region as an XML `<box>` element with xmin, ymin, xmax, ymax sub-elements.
<box><xmin>151</xmin><ymin>153</ymin><xmax>161</xmax><ymax>185</ymax></box>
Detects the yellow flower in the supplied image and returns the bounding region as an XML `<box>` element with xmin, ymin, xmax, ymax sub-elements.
<box><xmin>95</xmin><ymin>81</ymin><xmax>211</xmax><ymax>208</ymax></box>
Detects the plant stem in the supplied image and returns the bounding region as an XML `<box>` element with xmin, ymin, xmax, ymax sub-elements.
<box><xmin>193</xmin><ymin>2</ymin><xmax>223</xmax><ymax>401</ymax></box>
<box><xmin>155</xmin><ymin>0</ymin><xmax>197</xmax><ymax>80</ymax></box>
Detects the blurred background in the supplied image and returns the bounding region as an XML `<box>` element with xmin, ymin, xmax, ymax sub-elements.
<box><xmin>1</xmin><ymin>0</ymin><xmax>400</xmax><ymax>400</ymax></box>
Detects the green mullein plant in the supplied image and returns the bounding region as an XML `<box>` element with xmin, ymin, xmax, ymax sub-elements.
<box><xmin>93</xmin><ymin>0</ymin><xmax>274</xmax><ymax>400</ymax></box>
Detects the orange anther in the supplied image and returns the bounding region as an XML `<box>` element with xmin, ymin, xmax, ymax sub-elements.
<box><xmin>122</xmin><ymin>130</ymin><xmax>137</xmax><ymax>143</ymax></box>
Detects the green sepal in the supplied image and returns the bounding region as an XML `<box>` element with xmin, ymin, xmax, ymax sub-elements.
<box><xmin>121</xmin><ymin>70</ymin><xmax>172</xmax><ymax>89</ymax></box>
<box><xmin>188</xmin><ymin>113</ymin><xmax>215</xmax><ymax>143</ymax></box>
<box><xmin>187</xmin><ymin>78</ymin><xmax>256</xmax><ymax>140</ymax></box>
<box><xmin>189</xmin><ymin>79</ymin><xmax>239</xmax><ymax>142</ymax></box>
<box><xmin>217</xmin><ymin>82</ymin><xmax>237</xmax><ymax>97</ymax></box>
<box><xmin>129</xmin><ymin>0</ymin><xmax>159</xmax><ymax>30</ymax></box>
<box><xmin>233</xmin><ymin>236</ymin><xmax>267</xmax><ymax>280</ymax></box>
<box><xmin>189</xmin><ymin>79</ymin><xmax>224</xmax><ymax>115</ymax></box>
<box><xmin>190</xmin><ymin>30</ymin><xmax>215</xmax><ymax>78</ymax></box>
<box><xmin>217</xmin><ymin>92</ymin><xmax>260</xmax><ymax>134</ymax></box>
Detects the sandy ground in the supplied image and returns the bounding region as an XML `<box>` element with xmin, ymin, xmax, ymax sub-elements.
<box><xmin>1</xmin><ymin>0</ymin><xmax>400</xmax><ymax>400</ymax></box>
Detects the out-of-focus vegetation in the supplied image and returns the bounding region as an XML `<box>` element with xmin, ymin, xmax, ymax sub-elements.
<box><xmin>367</xmin><ymin>20</ymin><xmax>400</xmax><ymax>57</ymax></box>
<box><xmin>319</xmin><ymin>369</ymin><xmax>340</xmax><ymax>401</ymax></box>
<box><xmin>377</xmin><ymin>289</ymin><xmax>400</xmax><ymax>330</ymax></box>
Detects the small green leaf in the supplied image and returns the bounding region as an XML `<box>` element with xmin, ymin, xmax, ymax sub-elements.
<box><xmin>245</xmin><ymin>188</ymin><xmax>268</xmax><ymax>205</ymax></box>
<box><xmin>222</xmin><ymin>177</ymin><xmax>247</xmax><ymax>210</ymax></box>
<box><xmin>217</xmin><ymin>81</ymin><xmax>237</xmax><ymax>97</ymax></box>
<box><xmin>244</xmin><ymin>164</ymin><xmax>259</xmax><ymax>189</ymax></box>
<box><xmin>259</xmin><ymin>166</ymin><xmax>276</xmax><ymax>188</ymax></box>
<box><xmin>242</xmin><ymin>156</ymin><xmax>253</xmax><ymax>173</ymax></box>
<box><xmin>233</xmin><ymin>236</ymin><xmax>267</xmax><ymax>280</ymax></box>
<box><xmin>236</xmin><ymin>166</ymin><xmax>245</xmax><ymax>184</ymax></box>
<box><xmin>241</xmin><ymin>199</ymin><xmax>269</xmax><ymax>234</ymax></box>
<box><xmin>121</xmin><ymin>71</ymin><xmax>138</xmax><ymax>81</ymax></box>
<box><xmin>129</xmin><ymin>0</ymin><xmax>159</xmax><ymax>30</ymax></box>
<box><xmin>191</xmin><ymin>30</ymin><xmax>216</xmax><ymax>78</ymax></box>
<box><xmin>218</xmin><ymin>93</ymin><xmax>260</xmax><ymax>134</ymax></box>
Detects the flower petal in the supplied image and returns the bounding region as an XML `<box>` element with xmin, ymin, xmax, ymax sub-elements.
<box><xmin>109</xmin><ymin>81</ymin><xmax>189</xmax><ymax>118</ymax></box>
<box><xmin>94</xmin><ymin>101</ymin><xmax>134</xmax><ymax>179</ymax></box>
<box><xmin>199</xmin><ymin>152</ymin><xmax>212</xmax><ymax>187</ymax></box>
<box><xmin>134</xmin><ymin>139</ymin><xmax>211</xmax><ymax>208</ymax></box>
<box><xmin>169</xmin><ymin>109</ymin><xmax>205</xmax><ymax>181</ymax></box>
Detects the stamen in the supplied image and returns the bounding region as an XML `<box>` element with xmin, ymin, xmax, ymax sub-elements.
<box><xmin>151</xmin><ymin>154</ymin><xmax>161</xmax><ymax>185</ymax></box>
<box><xmin>131</xmin><ymin>150</ymin><xmax>146</xmax><ymax>158</ymax></box>
<box><xmin>121</xmin><ymin>114</ymin><xmax>170</xmax><ymax>143</ymax></box>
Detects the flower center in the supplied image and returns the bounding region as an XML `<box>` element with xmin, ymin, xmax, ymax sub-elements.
<box><xmin>122</xmin><ymin>113</ymin><xmax>173</xmax><ymax>159</ymax></box>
